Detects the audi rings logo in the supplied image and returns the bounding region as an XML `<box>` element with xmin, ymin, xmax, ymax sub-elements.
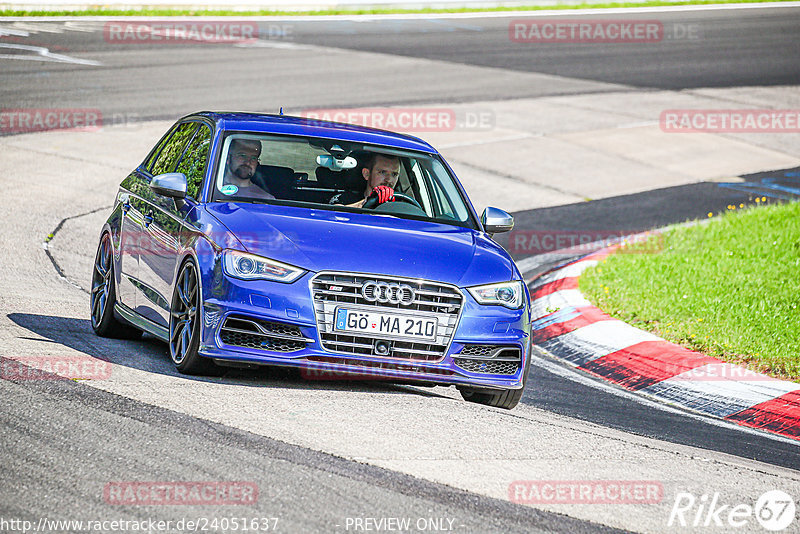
<box><xmin>361</xmin><ymin>281</ymin><xmax>416</xmax><ymax>306</ymax></box>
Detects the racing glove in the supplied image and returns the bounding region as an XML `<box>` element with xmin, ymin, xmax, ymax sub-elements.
<box><xmin>371</xmin><ymin>185</ymin><xmax>395</xmax><ymax>204</ymax></box>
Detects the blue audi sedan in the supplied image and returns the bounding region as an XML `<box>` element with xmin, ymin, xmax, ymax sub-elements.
<box><xmin>91</xmin><ymin>111</ymin><xmax>531</xmax><ymax>408</ymax></box>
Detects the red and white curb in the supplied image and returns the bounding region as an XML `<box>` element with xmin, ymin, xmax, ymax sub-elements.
<box><xmin>528</xmin><ymin>248</ymin><xmax>800</xmax><ymax>442</ymax></box>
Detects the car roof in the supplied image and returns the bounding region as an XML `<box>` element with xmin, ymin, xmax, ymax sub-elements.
<box><xmin>188</xmin><ymin>111</ymin><xmax>439</xmax><ymax>154</ymax></box>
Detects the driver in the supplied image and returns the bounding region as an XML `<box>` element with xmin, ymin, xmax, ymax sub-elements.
<box><xmin>329</xmin><ymin>153</ymin><xmax>400</xmax><ymax>208</ymax></box>
<box><xmin>222</xmin><ymin>139</ymin><xmax>275</xmax><ymax>200</ymax></box>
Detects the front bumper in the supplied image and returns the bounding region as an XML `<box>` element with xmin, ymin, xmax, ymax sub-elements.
<box><xmin>200</xmin><ymin>273</ymin><xmax>531</xmax><ymax>390</ymax></box>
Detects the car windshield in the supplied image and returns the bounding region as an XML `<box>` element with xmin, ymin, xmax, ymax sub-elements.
<box><xmin>211</xmin><ymin>133</ymin><xmax>476</xmax><ymax>228</ymax></box>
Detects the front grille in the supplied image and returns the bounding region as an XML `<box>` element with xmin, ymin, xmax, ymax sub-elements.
<box><xmin>453</xmin><ymin>345</ymin><xmax>521</xmax><ymax>375</ymax></box>
<box><xmin>311</xmin><ymin>272</ymin><xmax>463</xmax><ymax>361</ymax></box>
<box><xmin>219</xmin><ymin>316</ymin><xmax>312</xmax><ymax>353</ymax></box>
<box><xmin>318</xmin><ymin>333</ymin><xmax>446</xmax><ymax>361</ymax></box>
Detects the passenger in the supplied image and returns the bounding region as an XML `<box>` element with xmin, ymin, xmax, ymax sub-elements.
<box><xmin>329</xmin><ymin>153</ymin><xmax>400</xmax><ymax>208</ymax></box>
<box><xmin>222</xmin><ymin>139</ymin><xmax>275</xmax><ymax>200</ymax></box>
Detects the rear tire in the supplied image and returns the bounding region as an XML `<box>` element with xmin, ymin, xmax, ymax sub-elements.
<box><xmin>169</xmin><ymin>259</ymin><xmax>224</xmax><ymax>376</ymax></box>
<box><xmin>90</xmin><ymin>233</ymin><xmax>143</xmax><ymax>340</ymax></box>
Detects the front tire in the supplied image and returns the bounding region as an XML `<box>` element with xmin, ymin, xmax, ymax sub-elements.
<box><xmin>169</xmin><ymin>259</ymin><xmax>223</xmax><ymax>376</ymax></box>
<box><xmin>90</xmin><ymin>233</ymin><xmax>142</xmax><ymax>340</ymax></box>
<box><xmin>458</xmin><ymin>342</ymin><xmax>531</xmax><ymax>410</ymax></box>
<box><xmin>459</xmin><ymin>385</ymin><xmax>525</xmax><ymax>410</ymax></box>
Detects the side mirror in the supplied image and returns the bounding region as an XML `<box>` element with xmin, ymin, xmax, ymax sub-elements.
<box><xmin>150</xmin><ymin>172</ymin><xmax>187</xmax><ymax>199</ymax></box>
<box><xmin>482</xmin><ymin>207</ymin><xmax>514</xmax><ymax>235</ymax></box>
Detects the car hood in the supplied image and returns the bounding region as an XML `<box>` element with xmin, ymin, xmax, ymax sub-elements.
<box><xmin>204</xmin><ymin>202</ymin><xmax>514</xmax><ymax>287</ymax></box>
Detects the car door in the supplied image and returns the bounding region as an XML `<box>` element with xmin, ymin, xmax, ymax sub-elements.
<box><xmin>137</xmin><ymin>122</ymin><xmax>212</xmax><ymax>327</ymax></box>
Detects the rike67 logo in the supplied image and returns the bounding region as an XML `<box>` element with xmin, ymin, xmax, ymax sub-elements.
<box><xmin>668</xmin><ymin>490</ymin><xmax>796</xmax><ymax>531</ymax></box>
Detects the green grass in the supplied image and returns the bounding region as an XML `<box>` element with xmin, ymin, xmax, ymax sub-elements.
<box><xmin>580</xmin><ymin>200</ymin><xmax>800</xmax><ymax>381</ymax></box>
<box><xmin>0</xmin><ymin>0</ymin><xmax>793</xmax><ymax>17</ymax></box>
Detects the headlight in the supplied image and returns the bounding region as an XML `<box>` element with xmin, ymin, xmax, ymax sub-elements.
<box><xmin>467</xmin><ymin>280</ymin><xmax>524</xmax><ymax>309</ymax></box>
<box><xmin>222</xmin><ymin>250</ymin><xmax>305</xmax><ymax>283</ymax></box>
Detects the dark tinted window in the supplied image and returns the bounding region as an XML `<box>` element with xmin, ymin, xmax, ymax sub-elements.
<box><xmin>144</xmin><ymin>123</ymin><xmax>180</xmax><ymax>172</ymax></box>
<box><xmin>175</xmin><ymin>124</ymin><xmax>212</xmax><ymax>200</ymax></box>
<box><xmin>150</xmin><ymin>122</ymin><xmax>197</xmax><ymax>176</ymax></box>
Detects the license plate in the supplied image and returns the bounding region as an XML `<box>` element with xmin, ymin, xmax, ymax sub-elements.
<box><xmin>334</xmin><ymin>307</ymin><xmax>437</xmax><ymax>341</ymax></box>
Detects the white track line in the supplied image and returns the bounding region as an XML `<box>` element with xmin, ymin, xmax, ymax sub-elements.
<box><xmin>0</xmin><ymin>43</ymin><xmax>101</xmax><ymax>65</ymax></box>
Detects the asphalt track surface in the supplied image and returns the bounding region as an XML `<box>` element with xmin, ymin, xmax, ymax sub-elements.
<box><xmin>290</xmin><ymin>9</ymin><xmax>800</xmax><ymax>90</ymax></box>
<box><xmin>1</xmin><ymin>6</ymin><xmax>799</xmax><ymax>118</ymax></box>
<box><xmin>3</xmin><ymin>370</ymin><xmax>614</xmax><ymax>534</ymax></box>
<box><xmin>2</xmin><ymin>6</ymin><xmax>800</xmax><ymax>533</ymax></box>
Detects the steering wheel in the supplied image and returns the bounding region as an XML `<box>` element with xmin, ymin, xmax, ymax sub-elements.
<box><xmin>363</xmin><ymin>192</ymin><xmax>423</xmax><ymax>210</ymax></box>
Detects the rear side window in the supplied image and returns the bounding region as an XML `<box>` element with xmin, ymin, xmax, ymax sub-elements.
<box><xmin>175</xmin><ymin>124</ymin><xmax>212</xmax><ymax>200</ymax></box>
<box><xmin>149</xmin><ymin>122</ymin><xmax>197</xmax><ymax>176</ymax></box>
<box><xmin>144</xmin><ymin>124</ymin><xmax>179</xmax><ymax>172</ymax></box>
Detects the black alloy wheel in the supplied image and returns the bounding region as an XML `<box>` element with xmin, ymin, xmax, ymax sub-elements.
<box><xmin>90</xmin><ymin>233</ymin><xmax>142</xmax><ymax>339</ymax></box>
<box><xmin>169</xmin><ymin>259</ymin><xmax>223</xmax><ymax>376</ymax></box>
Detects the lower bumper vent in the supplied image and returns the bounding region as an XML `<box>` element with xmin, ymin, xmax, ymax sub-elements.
<box><xmin>219</xmin><ymin>316</ymin><xmax>312</xmax><ymax>353</ymax></box>
<box><xmin>453</xmin><ymin>345</ymin><xmax>521</xmax><ymax>375</ymax></box>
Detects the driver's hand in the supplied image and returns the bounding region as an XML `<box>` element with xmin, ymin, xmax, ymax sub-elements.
<box><xmin>371</xmin><ymin>185</ymin><xmax>395</xmax><ymax>204</ymax></box>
